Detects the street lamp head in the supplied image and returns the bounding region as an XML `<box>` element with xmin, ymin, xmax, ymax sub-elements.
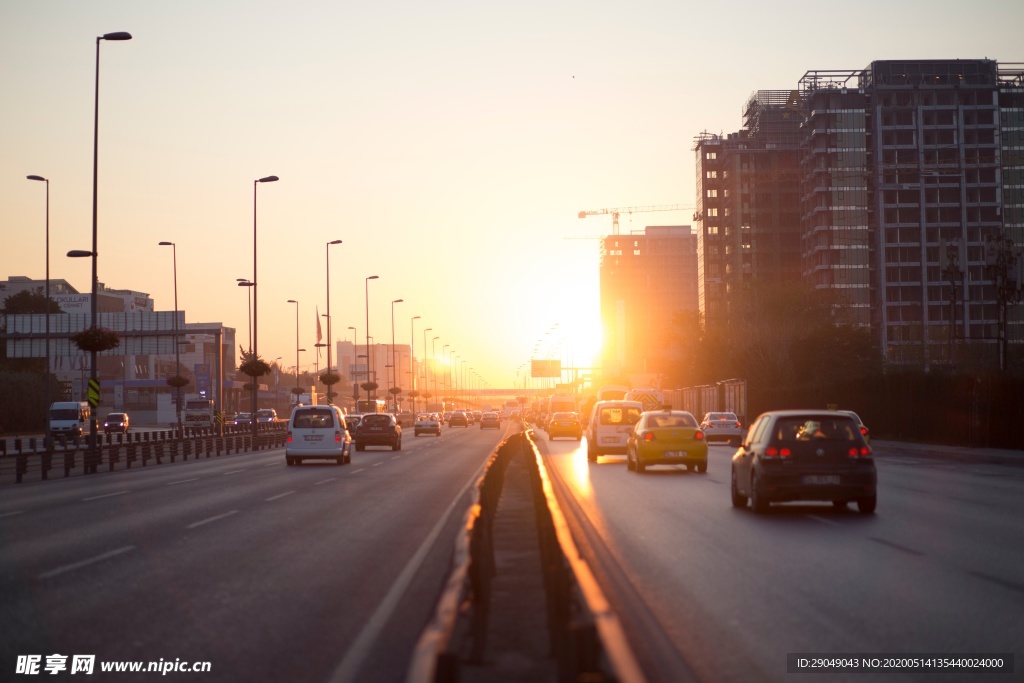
<box><xmin>287</xmin><ymin>299</ymin><xmax>298</xmax><ymax>304</ymax></box>
<box><xmin>257</xmin><ymin>175</ymin><xmax>279</xmax><ymax>183</ymax></box>
<box><xmin>237</xmin><ymin>281</ymin><xmax>254</xmax><ymax>287</ymax></box>
<box><xmin>67</xmin><ymin>250</ymin><xmax>93</xmax><ymax>258</ymax></box>
<box><xmin>101</xmin><ymin>32</ymin><xmax>132</xmax><ymax>41</ymax></box>
<box><xmin>367</xmin><ymin>275</ymin><xmax>379</xmax><ymax>281</ymax></box>
<box><xmin>158</xmin><ymin>241</ymin><xmax>174</xmax><ymax>246</ymax></box>
<box><xmin>413</xmin><ymin>315</ymin><xmax>421</xmax><ymax>321</ymax></box>
<box><xmin>27</xmin><ymin>175</ymin><xmax>47</xmax><ymax>182</ymax></box>
<box><xmin>392</xmin><ymin>298</ymin><xmax>403</xmax><ymax>304</ymax></box>
<box><xmin>348</xmin><ymin>326</ymin><xmax>356</xmax><ymax>331</ymax></box>
<box><xmin>328</xmin><ymin>239</ymin><xmax>342</xmax><ymax>245</ymax></box>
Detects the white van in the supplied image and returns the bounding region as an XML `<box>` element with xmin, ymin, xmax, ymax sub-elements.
<box><xmin>49</xmin><ymin>401</ymin><xmax>90</xmax><ymax>444</ymax></box>
<box><xmin>285</xmin><ymin>405</ymin><xmax>351</xmax><ymax>466</ymax></box>
<box><xmin>586</xmin><ymin>400</ymin><xmax>644</xmax><ymax>462</ymax></box>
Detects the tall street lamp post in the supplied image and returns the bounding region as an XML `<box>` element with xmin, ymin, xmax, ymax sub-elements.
<box><xmin>431</xmin><ymin>336</ymin><xmax>439</xmax><ymax>407</ymax></box>
<box><xmin>27</xmin><ymin>175</ymin><xmax>51</xmax><ymax>448</ymax></box>
<box><xmin>390</xmin><ymin>298</ymin><xmax>403</xmax><ymax>406</ymax></box>
<box><xmin>77</xmin><ymin>30</ymin><xmax>132</xmax><ymax>473</ymax></box>
<box><xmin>158</xmin><ymin>241</ymin><xmax>182</xmax><ymax>433</ymax></box>
<box><xmin>251</xmin><ymin>174</ymin><xmax>278</xmax><ymax>437</ymax></box>
<box><xmin>325</xmin><ymin>239</ymin><xmax>342</xmax><ymax>402</ymax></box>
<box><xmin>287</xmin><ymin>299</ymin><xmax>300</xmax><ymax>405</ymax></box>
<box><xmin>236</xmin><ymin>279</ymin><xmax>253</xmax><ymax>351</ymax></box>
<box><xmin>364</xmin><ymin>276</ymin><xmax>378</xmax><ymax>402</ymax></box>
<box><xmin>347</xmin><ymin>325</ymin><xmax>357</xmax><ymax>401</ymax></box>
<box><xmin>410</xmin><ymin>316</ymin><xmax>420</xmax><ymax>413</ymax></box>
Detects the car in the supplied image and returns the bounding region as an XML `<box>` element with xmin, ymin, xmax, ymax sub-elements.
<box><xmin>700</xmin><ymin>411</ymin><xmax>744</xmax><ymax>445</ymax></box>
<box><xmin>285</xmin><ymin>405</ymin><xmax>351</xmax><ymax>466</ymax></box>
<box><xmin>346</xmin><ymin>414</ymin><xmax>363</xmax><ymax>433</ymax></box>
<box><xmin>586</xmin><ymin>400</ymin><xmax>644</xmax><ymax>462</ymax></box>
<box><xmin>479</xmin><ymin>412</ymin><xmax>500</xmax><ymax>430</ymax></box>
<box><xmin>836</xmin><ymin>410</ymin><xmax>871</xmax><ymax>445</ymax></box>
<box><xmin>730</xmin><ymin>410</ymin><xmax>877</xmax><ymax>514</ymax></box>
<box><xmin>627</xmin><ymin>409</ymin><xmax>707</xmax><ymax>473</ymax></box>
<box><xmin>448</xmin><ymin>411</ymin><xmax>469</xmax><ymax>428</ymax></box>
<box><xmin>256</xmin><ymin>408</ymin><xmax>278</xmax><ymax>423</ymax></box>
<box><xmin>234</xmin><ymin>412</ymin><xmax>253</xmax><ymax>427</ymax></box>
<box><xmin>103</xmin><ymin>412</ymin><xmax>130</xmax><ymax>434</ymax></box>
<box><xmin>414</xmin><ymin>414</ymin><xmax>441</xmax><ymax>436</ymax></box>
<box><xmin>548</xmin><ymin>411</ymin><xmax>583</xmax><ymax>441</ymax></box>
<box><xmin>355</xmin><ymin>413</ymin><xmax>402</xmax><ymax>451</ymax></box>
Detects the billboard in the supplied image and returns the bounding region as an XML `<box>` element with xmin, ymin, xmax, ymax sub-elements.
<box><xmin>531</xmin><ymin>359</ymin><xmax>561</xmax><ymax>378</ymax></box>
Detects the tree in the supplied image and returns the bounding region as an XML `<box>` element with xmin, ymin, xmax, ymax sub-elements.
<box><xmin>1</xmin><ymin>289</ymin><xmax>62</xmax><ymax>315</ymax></box>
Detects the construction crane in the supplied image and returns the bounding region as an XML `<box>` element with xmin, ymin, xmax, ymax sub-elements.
<box><xmin>578</xmin><ymin>204</ymin><xmax>695</xmax><ymax>235</ymax></box>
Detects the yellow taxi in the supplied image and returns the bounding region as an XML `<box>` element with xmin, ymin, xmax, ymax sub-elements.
<box><xmin>626</xmin><ymin>409</ymin><xmax>708</xmax><ymax>473</ymax></box>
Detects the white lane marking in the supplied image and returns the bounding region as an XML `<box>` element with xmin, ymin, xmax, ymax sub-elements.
<box><xmin>327</xmin><ymin>463</ymin><xmax>484</xmax><ymax>683</ymax></box>
<box><xmin>0</xmin><ymin>510</ymin><xmax>25</xmax><ymax>518</ymax></box>
<box><xmin>266</xmin><ymin>491</ymin><xmax>296</xmax><ymax>501</ymax></box>
<box><xmin>807</xmin><ymin>515</ymin><xmax>841</xmax><ymax>527</ymax></box>
<box><xmin>264</xmin><ymin>462</ymin><xmax>280</xmax><ymax>468</ymax></box>
<box><xmin>223</xmin><ymin>469</ymin><xmax>247</xmax><ymax>475</ymax></box>
<box><xmin>39</xmin><ymin>545</ymin><xmax>135</xmax><ymax>579</ymax></box>
<box><xmin>315</xmin><ymin>478</ymin><xmax>338</xmax><ymax>485</ymax></box>
<box><xmin>82</xmin><ymin>490</ymin><xmax>129</xmax><ymax>502</ymax></box>
<box><xmin>186</xmin><ymin>510</ymin><xmax>239</xmax><ymax>529</ymax></box>
<box><xmin>166</xmin><ymin>478</ymin><xmax>199</xmax><ymax>486</ymax></box>
<box><xmin>372</xmin><ymin>462</ymin><xmax>383</xmax><ymax>467</ymax></box>
<box><xmin>351</xmin><ymin>468</ymin><xmax>365</xmax><ymax>474</ymax></box>
<box><xmin>391</xmin><ymin>456</ymin><xmax>401</xmax><ymax>460</ymax></box>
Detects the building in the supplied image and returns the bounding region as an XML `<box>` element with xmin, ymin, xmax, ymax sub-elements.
<box><xmin>798</xmin><ymin>59</ymin><xmax>1024</xmax><ymax>366</ymax></box>
<box><xmin>599</xmin><ymin>225</ymin><xmax>698</xmax><ymax>377</ymax></box>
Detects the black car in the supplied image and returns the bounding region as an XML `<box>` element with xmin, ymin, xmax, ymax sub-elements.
<box><xmin>448</xmin><ymin>411</ymin><xmax>469</xmax><ymax>428</ymax></box>
<box><xmin>731</xmin><ymin>410</ymin><xmax>876</xmax><ymax>514</ymax></box>
<box><xmin>355</xmin><ymin>413</ymin><xmax>402</xmax><ymax>451</ymax></box>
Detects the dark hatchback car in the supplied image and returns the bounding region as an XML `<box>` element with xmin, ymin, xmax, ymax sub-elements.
<box><xmin>355</xmin><ymin>413</ymin><xmax>402</xmax><ymax>451</ymax></box>
<box><xmin>731</xmin><ymin>410</ymin><xmax>876</xmax><ymax>514</ymax></box>
<box><xmin>448</xmin><ymin>411</ymin><xmax>469</xmax><ymax>428</ymax></box>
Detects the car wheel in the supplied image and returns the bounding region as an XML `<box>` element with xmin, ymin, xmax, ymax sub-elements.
<box><xmin>335</xmin><ymin>457</ymin><xmax>344</xmax><ymax>465</ymax></box>
<box><xmin>627</xmin><ymin>450</ymin><xmax>635</xmax><ymax>471</ymax></box>
<box><xmin>730</xmin><ymin>468</ymin><xmax>747</xmax><ymax>508</ymax></box>
<box><xmin>586</xmin><ymin>442</ymin><xmax>597</xmax><ymax>462</ymax></box>
<box><xmin>636</xmin><ymin>459</ymin><xmax>646</xmax><ymax>473</ymax></box>
<box><xmin>696</xmin><ymin>461</ymin><xmax>707</xmax><ymax>474</ymax></box>
<box><xmin>286</xmin><ymin>457</ymin><xmax>294</xmax><ymax>466</ymax></box>
<box><xmin>857</xmin><ymin>496</ymin><xmax>877</xmax><ymax>515</ymax></box>
<box><xmin>832</xmin><ymin>500</ymin><xmax>849</xmax><ymax>509</ymax></box>
<box><xmin>750</xmin><ymin>473</ymin><xmax>769</xmax><ymax>513</ymax></box>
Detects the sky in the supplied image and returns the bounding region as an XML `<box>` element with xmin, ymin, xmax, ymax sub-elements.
<box><xmin>2</xmin><ymin>0</ymin><xmax>1021</xmax><ymax>389</ymax></box>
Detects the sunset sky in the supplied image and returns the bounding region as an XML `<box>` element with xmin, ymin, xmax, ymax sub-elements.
<box><xmin>2</xmin><ymin>0</ymin><xmax>1020</xmax><ymax>388</ymax></box>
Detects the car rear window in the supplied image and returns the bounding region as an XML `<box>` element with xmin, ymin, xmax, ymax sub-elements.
<box><xmin>362</xmin><ymin>414</ymin><xmax>392</xmax><ymax>427</ymax></box>
<box><xmin>599</xmin><ymin>407</ymin><xmax>642</xmax><ymax>426</ymax></box>
<box><xmin>649</xmin><ymin>413</ymin><xmax>697</xmax><ymax>428</ymax></box>
<box><xmin>552</xmin><ymin>412</ymin><xmax>577</xmax><ymax>421</ymax></box>
<box><xmin>775</xmin><ymin>417</ymin><xmax>858</xmax><ymax>443</ymax></box>
<box><xmin>292</xmin><ymin>409</ymin><xmax>336</xmax><ymax>429</ymax></box>
<box><xmin>708</xmin><ymin>412</ymin><xmax>737</xmax><ymax>421</ymax></box>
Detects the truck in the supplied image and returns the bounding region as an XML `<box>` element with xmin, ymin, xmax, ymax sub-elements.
<box><xmin>182</xmin><ymin>394</ymin><xmax>215</xmax><ymax>431</ymax></box>
<box><xmin>49</xmin><ymin>401</ymin><xmax>90</xmax><ymax>444</ymax></box>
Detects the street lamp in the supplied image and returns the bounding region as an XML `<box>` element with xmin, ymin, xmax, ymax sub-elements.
<box><xmin>236</xmin><ymin>279</ymin><xmax>253</xmax><ymax>351</ymax></box>
<box><xmin>81</xmin><ymin>30</ymin><xmax>132</xmax><ymax>473</ymax></box>
<box><xmin>390</xmin><ymin>298</ymin><xmax>403</xmax><ymax>406</ymax></box>
<box><xmin>410</xmin><ymin>316</ymin><xmax>421</xmax><ymax>413</ymax></box>
<box><xmin>251</xmin><ymin>174</ymin><xmax>278</xmax><ymax>436</ymax></box>
<box><xmin>325</xmin><ymin>239</ymin><xmax>342</xmax><ymax>402</ymax></box>
<box><xmin>158</xmin><ymin>241</ymin><xmax>182</xmax><ymax>434</ymax></box>
<box><xmin>431</xmin><ymin>336</ymin><xmax>439</xmax><ymax>407</ymax></box>
<box><xmin>364</xmin><ymin>275</ymin><xmax>378</xmax><ymax>402</ymax></box>
<box><xmin>287</xmin><ymin>299</ymin><xmax>300</xmax><ymax>405</ymax></box>
<box><xmin>27</xmin><ymin>175</ymin><xmax>51</xmax><ymax>448</ymax></box>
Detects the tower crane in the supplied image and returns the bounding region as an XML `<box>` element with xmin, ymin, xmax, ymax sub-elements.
<box><xmin>578</xmin><ymin>204</ymin><xmax>695</xmax><ymax>235</ymax></box>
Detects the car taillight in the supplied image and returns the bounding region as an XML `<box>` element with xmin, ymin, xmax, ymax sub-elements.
<box><xmin>860</xmin><ymin>426</ymin><xmax>869</xmax><ymax>436</ymax></box>
<box><xmin>848</xmin><ymin>445</ymin><xmax>872</xmax><ymax>458</ymax></box>
<box><xmin>335</xmin><ymin>430</ymin><xmax>342</xmax><ymax>443</ymax></box>
<box><xmin>764</xmin><ymin>446</ymin><xmax>792</xmax><ymax>458</ymax></box>
<box><xmin>287</xmin><ymin>431</ymin><xmax>292</xmax><ymax>443</ymax></box>
<box><xmin>642</xmin><ymin>431</ymin><xmax>656</xmax><ymax>443</ymax></box>
<box><xmin>694</xmin><ymin>430</ymin><xmax>704</xmax><ymax>441</ymax></box>
<box><xmin>736</xmin><ymin>422</ymin><xmax>742</xmax><ymax>428</ymax></box>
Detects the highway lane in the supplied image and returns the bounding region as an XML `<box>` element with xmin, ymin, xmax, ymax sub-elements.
<box><xmin>0</xmin><ymin>420</ymin><xmax>517</xmax><ymax>682</ymax></box>
<box><xmin>538</xmin><ymin>433</ymin><xmax>1024</xmax><ymax>683</ymax></box>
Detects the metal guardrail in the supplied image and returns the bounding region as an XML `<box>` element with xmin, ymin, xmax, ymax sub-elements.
<box><xmin>0</xmin><ymin>424</ymin><xmax>287</xmax><ymax>484</ymax></box>
<box><xmin>406</xmin><ymin>429</ymin><xmax>646</xmax><ymax>683</ymax></box>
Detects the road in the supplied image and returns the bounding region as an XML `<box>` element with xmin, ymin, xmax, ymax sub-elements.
<box><xmin>537</xmin><ymin>434</ymin><xmax>1024</xmax><ymax>683</ymax></box>
<box><xmin>0</xmin><ymin>421</ymin><xmax>515</xmax><ymax>682</ymax></box>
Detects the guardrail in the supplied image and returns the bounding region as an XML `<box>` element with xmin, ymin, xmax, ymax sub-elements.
<box><xmin>406</xmin><ymin>429</ymin><xmax>645</xmax><ymax>683</ymax></box>
<box><xmin>0</xmin><ymin>424</ymin><xmax>287</xmax><ymax>485</ymax></box>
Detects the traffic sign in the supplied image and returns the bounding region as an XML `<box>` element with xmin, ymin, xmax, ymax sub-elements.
<box><xmin>88</xmin><ymin>378</ymin><xmax>101</xmax><ymax>407</ymax></box>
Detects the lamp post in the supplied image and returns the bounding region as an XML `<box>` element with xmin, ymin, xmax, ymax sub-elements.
<box><xmin>251</xmin><ymin>174</ymin><xmax>278</xmax><ymax>436</ymax></box>
<box><xmin>347</xmin><ymin>325</ymin><xmax>357</xmax><ymax>401</ymax></box>
<box><xmin>236</xmin><ymin>279</ymin><xmax>253</xmax><ymax>351</ymax></box>
<box><xmin>287</xmin><ymin>299</ymin><xmax>300</xmax><ymax>405</ymax></box>
<box><xmin>158</xmin><ymin>241</ymin><xmax>182</xmax><ymax>433</ymax></box>
<box><xmin>410</xmin><ymin>316</ymin><xmax>421</xmax><ymax>413</ymax></box>
<box><xmin>364</xmin><ymin>275</ymin><xmax>378</xmax><ymax>402</ymax></box>
<box><xmin>390</xmin><ymin>298</ymin><xmax>403</xmax><ymax>407</ymax></box>
<box><xmin>79</xmin><ymin>30</ymin><xmax>133</xmax><ymax>473</ymax></box>
<box><xmin>27</xmin><ymin>175</ymin><xmax>51</xmax><ymax>448</ymax></box>
<box><xmin>431</xmin><ymin>336</ymin><xmax>439</xmax><ymax>407</ymax></box>
<box><xmin>325</xmin><ymin>239</ymin><xmax>342</xmax><ymax>402</ymax></box>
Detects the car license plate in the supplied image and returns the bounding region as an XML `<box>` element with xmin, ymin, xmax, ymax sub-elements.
<box><xmin>601</xmin><ymin>437</ymin><xmax>619</xmax><ymax>443</ymax></box>
<box><xmin>304</xmin><ymin>435</ymin><xmax>323</xmax><ymax>442</ymax></box>
<box><xmin>803</xmin><ymin>475</ymin><xmax>840</xmax><ymax>485</ymax></box>
<box><xmin>663</xmin><ymin>451</ymin><xmax>682</xmax><ymax>457</ymax></box>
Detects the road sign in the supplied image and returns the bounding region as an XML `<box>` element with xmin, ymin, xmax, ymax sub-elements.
<box><xmin>87</xmin><ymin>378</ymin><xmax>101</xmax><ymax>407</ymax></box>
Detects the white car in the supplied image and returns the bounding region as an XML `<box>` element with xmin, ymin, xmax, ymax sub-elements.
<box><xmin>699</xmin><ymin>412</ymin><xmax>744</xmax><ymax>445</ymax></box>
<box><xmin>414</xmin><ymin>414</ymin><xmax>441</xmax><ymax>436</ymax></box>
<box><xmin>285</xmin><ymin>406</ymin><xmax>351</xmax><ymax>466</ymax></box>
<box><xmin>586</xmin><ymin>400</ymin><xmax>645</xmax><ymax>462</ymax></box>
